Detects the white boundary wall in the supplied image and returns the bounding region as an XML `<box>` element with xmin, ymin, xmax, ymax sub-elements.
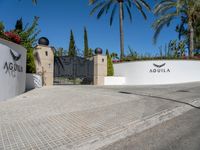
<box><xmin>26</xmin><ymin>74</ymin><xmax>42</xmax><ymax>91</ymax></box>
<box><xmin>114</xmin><ymin>60</ymin><xmax>200</xmax><ymax>85</ymax></box>
<box><xmin>0</xmin><ymin>38</ymin><xmax>27</xmax><ymax>101</ymax></box>
<box><xmin>104</xmin><ymin>77</ymin><xmax>126</xmax><ymax>85</ymax></box>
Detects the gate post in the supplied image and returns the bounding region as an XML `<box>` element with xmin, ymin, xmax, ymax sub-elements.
<box><xmin>93</xmin><ymin>48</ymin><xmax>107</xmax><ymax>85</ymax></box>
<box><xmin>34</xmin><ymin>37</ymin><xmax>54</xmax><ymax>86</ymax></box>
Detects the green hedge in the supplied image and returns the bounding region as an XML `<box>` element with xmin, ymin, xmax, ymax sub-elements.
<box><xmin>107</xmin><ymin>55</ymin><xmax>114</xmax><ymax>76</ymax></box>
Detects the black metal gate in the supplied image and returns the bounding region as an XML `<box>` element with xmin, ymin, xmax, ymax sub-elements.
<box><xmin>54</xmin><ymin>56</ymin><xmax>94</xmax><ymax>85</ymax></box>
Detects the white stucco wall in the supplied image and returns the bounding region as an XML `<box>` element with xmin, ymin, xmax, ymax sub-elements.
<box><xmin>26</xmin><ymin>74</ymin><xmax>42</xmax><ymax>91</ymax></box>
<box><xmin>114</xmin><ymin>60</ymin><xmax>200</xmax><ymax>85</ymax></box>
<box><xmin>0</xmin><ymin>38</ymin><xmax>27</xmax><ymax>101</ymax></box>
<box><xmin>104</xmin><ymin>77</ymin><xmax>126</xmax><ymax>85</ymax></box>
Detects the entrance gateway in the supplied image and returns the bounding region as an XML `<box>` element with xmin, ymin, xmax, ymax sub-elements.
<box><xmin>34</xmin><ymin>37</ymin><xmax>107</xmax><ymax>86</ymax></box>
<box><xmin>54</xmin><ymin>56</ymin><xmax>94</xmax><ymax>85</ymax></box>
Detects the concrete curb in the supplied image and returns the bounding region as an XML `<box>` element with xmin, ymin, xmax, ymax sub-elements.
<box><xmin>73</xmin><ymin>99</ymin><xmax>200</xmax><ymax>150</ymax></box>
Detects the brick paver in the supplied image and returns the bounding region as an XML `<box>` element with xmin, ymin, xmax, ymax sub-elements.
<box><xmin>0</xmin><ymin>84</ymin><xmax>200</xmax><ymax>150</ymax></box>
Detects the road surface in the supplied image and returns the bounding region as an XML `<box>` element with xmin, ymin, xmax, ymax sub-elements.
<box><xmin>102</xmin><ymin>109</ymin><xmax>200</xmax><ymax>150</ymax></box>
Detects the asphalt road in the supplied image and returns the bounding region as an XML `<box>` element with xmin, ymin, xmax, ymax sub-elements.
<box><xmin>102</xmin><ymin>108</ymin><xmax>200</xmax><ymax>150</ymax></box>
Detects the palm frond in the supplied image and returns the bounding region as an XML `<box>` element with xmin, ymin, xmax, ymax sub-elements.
<box><xmin>125</xmin><ymin>3</ymin><xmax>132</xmax><ymax>22</ymax></box>
<box><xmin>32</xmin><ymin>0</ymin><xmax>37</xmax><ymax>4</ymax></box>
<box><xmin>89</xmin><ymin>0</ymin><xmax>99</xmax><ymax>5</ymax></box>
<box><xmin>90</xmin><ymin>2</ymin><xmax>105</xmax><ymax>16</ymax></box>
<box><xmin>154</xmin><ymin>1</ymin><xmax>176</xmax><ymax>15</ymax></box>
<box><xmin>106</xmin><ymin>0</ymin><xmax>113</xmax><ymax>14</ymax></box>
<box><xmin>138</xmin><ymin>0</ymin><xmax>151</xmax><ymax>11</ymax></box>
<box><xmin>134</xmin><ymin>1</ymin><xmax>147</xmax><ymax>20</ymax></box>
<box><xmin>89</xmin><ymin>0</ymin><xmax>150</xmax><ymax>24</ymax></box>
<box><xmin>97</xmin><ymin>3</ymin><xmax>109</xmax><ymax>19</ymax></box>
<box><xmin>152</xmin><ymin>12</ymin><xmax>177</xmax><ymax>43</ymax></box>
<box><xmin>110</xmin><ymin>4</ymin><xmax>117</xmax><ymax>25</ymax></box>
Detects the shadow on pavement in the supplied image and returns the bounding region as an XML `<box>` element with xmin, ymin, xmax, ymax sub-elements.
<box><xmin>119</xmin><ymin>91</ymin><xmax>200</xmax><ymax>109</ymax></box>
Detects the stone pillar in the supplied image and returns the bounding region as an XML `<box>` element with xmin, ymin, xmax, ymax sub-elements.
<box><xmin>34</xmin><ymin>43</ymin><xmax>54</xmax><ymax>86</ymax></box>
<box><xmin>93</xmin><ymin>54</ymin><xmax>107</xmax><ymax>85</ymax></box>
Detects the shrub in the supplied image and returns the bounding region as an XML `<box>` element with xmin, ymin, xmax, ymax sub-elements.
<box><xmin>0</xmin><ymin>18</ymin><xmax>39</xmax><ymax>73</ymax></box>
<box><xmin>107</xmin><ymin>53</ymin><xmax>114</xmax><ymax>76</ymax></box>
<box><xmin>15</xmin><ymin>17</ymin><xmax>40</xmax><ymax>73</ymax></box>
<box><xmin>26</xmin><ymin>49</ymin><xmax>36</xmax><ymax>73</ymax></box>
<box><xmin>121</xmin><ymin>46</ymin><xmax>138</xmax><ymax>62</ymax></box>
<box><xmin>0</xmin><ymin>22</ymin><xmax>4</xmax><ymax>33</ymax></box>
<box><xmin>0</xmin><ymin>22</ymin><xmax>21</xmax><ymax>44</ymax></box>
<box><xmin>4</xmin><ymin>32</ymin><xmax>21</xmax><ymax>44</ymax></box>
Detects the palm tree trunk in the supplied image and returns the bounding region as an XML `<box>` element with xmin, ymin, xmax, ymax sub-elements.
<box><xmin>119</xmin><ymin>2</ymin><xmax>124</xmax><ymax>59</ymax></box>
<box><xmin>188</xmin><ymin>17</ymin><xmax>194</xmax><ymax>57</ymax></box>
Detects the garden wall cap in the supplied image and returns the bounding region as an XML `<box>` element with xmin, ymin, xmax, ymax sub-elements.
<box><xmin>38</xmin><ymin>37</ymin><xmax>49</xmax><ymax>46</ymax></box>
<box><xmin>95</xmin><ymin>47</ymin><xmax>103</xmax><ymax>55</ymax></box>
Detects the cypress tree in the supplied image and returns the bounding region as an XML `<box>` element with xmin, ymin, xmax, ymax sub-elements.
<box><xmin>84</xmin><ymin>27</ymin><xmax>89</xmax><ymax>58</ymax></box>
<box><xmin>68</xmin><ymin>30</ymin><xmax>77</xmax><ymax>57</ymax></box>
<box><xmin>88</xmin><ymin>48</ymin><xmax>93</xmax><ymax>57</ymax></box>
<box><xmin>106</xmin><ymin>49</ymin><xmax>114</xmax><ymax>76</ymax></box>
<box><xmin>106</xmin><ymin>49</ymin><xmax>109</xmax><ymax>56</ymax></box>
<box><xmin>15</xmin><ymin>18</ymin><xmax>23</xmax><ymax>32</ymax></box>
<box><xmin>0</xmin><ymin>22</ymin><xmax>5</xmax><ymax>33</ymax></box>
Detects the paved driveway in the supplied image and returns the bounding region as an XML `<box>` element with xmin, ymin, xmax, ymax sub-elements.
<box><xmin>0</xmin><ymin>82</ymin><xmax>200</xmax><ymax>150</ymax></box>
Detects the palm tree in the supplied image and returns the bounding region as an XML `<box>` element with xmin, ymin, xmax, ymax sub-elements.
<box><xmin>89</xmin><ymin>0</ymin><xmax>151</xmax><ymax>59</ymax></box>
<box><xmin>153</xmin><ymin>0</ymin><xmax>200</xmax><ymax>57</ymax></box>
<box><xmin>176</xmin><ymin>8</ymin><xmax>200</xmax><ymax>51</ymax></box>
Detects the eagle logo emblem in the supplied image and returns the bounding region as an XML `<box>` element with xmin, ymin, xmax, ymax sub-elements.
<box><xmin>153</xmin><ymin>63</ymin><xmax>166</xmax><ymax>68</ymax></box>
<box><xmin>10</xmin><ymin>49</ymin><xmax>21</xmax><ymax>61</ymax></box>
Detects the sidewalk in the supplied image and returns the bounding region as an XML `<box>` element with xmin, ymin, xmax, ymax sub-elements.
<box><xmin>0</xmin><ymin>83</ymin><xmax>200</xmax><ymax>150</ymax></box>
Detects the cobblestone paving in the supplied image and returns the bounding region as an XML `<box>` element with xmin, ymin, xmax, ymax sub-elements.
<box><xmin>0</xmin><ymin>83</ymin><xmax>200</xmax><ymax>150</ymax></box>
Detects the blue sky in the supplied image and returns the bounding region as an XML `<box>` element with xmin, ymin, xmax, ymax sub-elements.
<box><xmin>0</xmin><ymin>0</ymin><xmax>180</xmax><ymax>56</ymax></box>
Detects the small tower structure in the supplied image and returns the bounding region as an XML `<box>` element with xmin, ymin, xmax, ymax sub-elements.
<box><xmin>34</xmin><ymin>37</ymin><xmax>54</xmax><ymax>86</ymax></box>
<box><xmin>93</xmin><ymin>48</ymin><xmax>107</xmax><ymax>85</ymax></box>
